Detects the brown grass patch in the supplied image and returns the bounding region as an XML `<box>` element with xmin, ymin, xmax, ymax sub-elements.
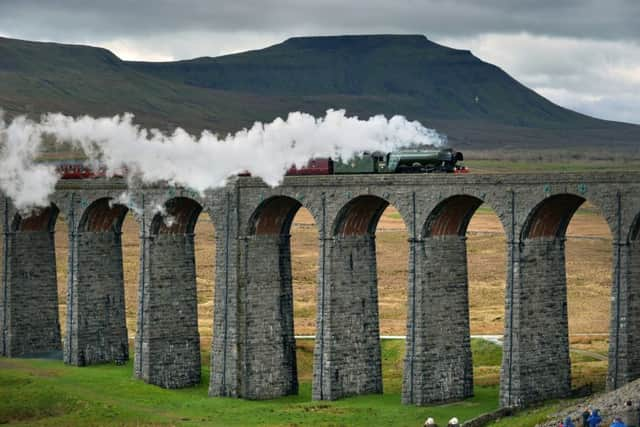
<box><xmin>45</xmin><ymin>203</ymin><xmax>613</xmax><ymax>352</ymax></box>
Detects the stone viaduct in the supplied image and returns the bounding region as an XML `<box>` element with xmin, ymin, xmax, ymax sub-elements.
<box><xmin>1</xmin><ymin>172</ymin><xmax>640</xmax><ymax>408</ymax></box>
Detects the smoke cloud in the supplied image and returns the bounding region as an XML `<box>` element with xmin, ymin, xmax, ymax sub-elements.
<box><xmin>0</xmin><ymin>109</ymin><xmax>445</xmax><ymax>211</ymax></box>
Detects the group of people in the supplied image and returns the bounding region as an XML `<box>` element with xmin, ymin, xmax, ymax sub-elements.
<box><xmin>559</xmin><ymin>401</ymin><xmax>640</xmax><ymax>427</ymax></box>
<box><xmin>423</xmin><ymin>416</ymin><xmax>459</xmax><ymax>427</ymax></box>
<box><xmin>421</xmin><ymin>401</ymin><xmax>639</xmax><ymax>427</ymax></box>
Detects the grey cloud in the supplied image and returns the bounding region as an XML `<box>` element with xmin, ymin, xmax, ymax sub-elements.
<box><xmin>443</xmin><ymin>34</ymin><xmax>640</xmax><ymax>125</ymax></box>
<box><xmin>0</xmin><ymin>0</ymin><xmax>638</xmax><ymax>125</ymax></box>
<box><xmin>0</xmin><ymin>0</ymin><xmax>639</xmax><ymax>43</ymax></box>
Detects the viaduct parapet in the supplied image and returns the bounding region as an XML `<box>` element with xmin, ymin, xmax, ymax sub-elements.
<box><xmin>1</xmin><ymin>172</ymin><xmax>640</xmax><ymax>408</ymax></box>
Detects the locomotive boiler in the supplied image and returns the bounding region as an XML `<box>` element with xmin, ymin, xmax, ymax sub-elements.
<box><xmin>286</xmin><ymin>148</ymin><xmax>467</xmax><ymax>175</ymax></box>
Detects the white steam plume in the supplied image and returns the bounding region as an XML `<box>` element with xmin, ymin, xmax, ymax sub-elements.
<box><xmin>0</xmin><ymin>109</ymin><xmax>445</xmax><ymax>210</ymax></box>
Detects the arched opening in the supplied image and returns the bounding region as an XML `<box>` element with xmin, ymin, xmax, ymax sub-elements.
<box><xmin>563</xmin><ymin>202</ymin><xmax>612</xmax><ymax>390</ymax></box>
<box><xmin>150</xmin><ymin>197</ymin><xmax>202</xmax><ymax>235</ymax></box>
<box><xmin>333</xmin><ymin>195</ymin><xmax>388</xmax><ymax>236</ymax></box>
<box><xmin>423</xmin><ymin>195</ymin><xmax>483</xmax><ymax>237</ymax></box>
<box><xmin>194</xmin><ymin>211</ymin><xmax>215</xmax><ymax>367</ymax></box>
<box><xmin>1</xmin><ymin>205</ymin><xmax>62</xmax><ymax>358</ymax></box>
<box><xmin>290</xmin><ymin>207</ymin><xmax>318</xmax><ymax>387</ymax></box>
<box><xmin>120</xmin><ymin>214</ymin><xmax>140</xmax><ymax>360</ymax></box>
<box><xmin>374</xmin><ymin>205</ymin><xmax>409</xmax><ymax>395</ymax></box>
<box><xmin>55</xmin><ymin>213</ymin><xmax>68</xmax><ymax>359</ymax></box>
<box><xmin>466</xmin><ymin>203</ymin><xmax>507</xmax><ymax>391</ymax></box>
<box><xmin>315</xmin><ymin>194</ymin><xmax>393</xmax><ymax>400</ymax></box>
<box><xmin>502</xmin><ymin>193</ymin><xmax>596</xmax><ymax>406</ymax></box>
<box><xmin>239</xmin><ymin>196</ymin><xmax>303</xmax><ymax>399</ymax></box>
<box><xmin>404</xmin><ymin>195</ymin><xmax>490</xmax><ymax>405</ymax></box>
<box><xmin>12</xmin><ymin>205</ymin><xmax>59</xmax><ymax>232</ymax></box>
<box><xmin>135</xmin><ymin>197</ymin><xmax>203</xmax><ymax>389</ymax></box>
<box><xmin>64</xmin><ymin>198</ymin><xmax>130</xmax><ymax>366</ymax></box>
<box><xmin>521</xmin><ymin>194</ymin><xmax>585</xmax><ymax>240</ymax></box>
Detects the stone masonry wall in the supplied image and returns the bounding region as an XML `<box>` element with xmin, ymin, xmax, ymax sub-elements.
<box><xmin>135</xmin><ymin>233</ymin><xmax>201</xmax><ymax>388</ymax></box>
<box><xmin>64</xmin><ymin>231</ymin><xmax>128</xmax><ymax>365</ymax></box>
<box><xmin>402</xmin><ymin>236</ymin><xmax>473</xmax><ymax>405</ymax></box>
<box><xmin>238</xmin><ymin>234</ymin><xmax>297</xmax><ymax>399</ymax></box>
<box><xmin>1</xmin><ymin>231</ymin><xmax>60</xmax><ymax>357</ymax></box>
<box><xmin>608</xmin><ymin>240</ymin><xmax>640</xmax><ymax>389</ymax></box>
<box><xmin>313</xmin><ymin>234</ymin><xmax>382</xmax><ymax>400</ymax></box>
<box><xmin>500</xmin><ymin>238</ymin><xmax>571</xmax><ymax>407</ymax></box>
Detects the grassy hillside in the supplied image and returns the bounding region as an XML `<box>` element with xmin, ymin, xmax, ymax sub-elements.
<box><xmin>129</xmin><ymin>35</ymin><xmax>591</xmax><ymax>127</ymax></box>
<box><xmin>0</xmin><ymin>338</ymin><xmax>607</xmax><ymax>426</ymax></box>
<box><xmin>1</xmin><ymin>35</ymin><xmax>639</xmax><ymax>149</ymax></box>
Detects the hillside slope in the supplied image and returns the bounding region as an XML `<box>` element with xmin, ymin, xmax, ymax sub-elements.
<box><xmin>1</xmin><ymin>35</ymin><xmax>639</xmax><ymax>149</ymax></box>
<box><xmin>129</xmin><ymin>35</ymin><xmax>590</xmax><ymax>128</ymax></box>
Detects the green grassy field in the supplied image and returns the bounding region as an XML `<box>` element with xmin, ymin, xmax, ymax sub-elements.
<box><xmin>0</xmin><ymin>339</ymin><xmax>605</xmax><ymax>426</ymax></box>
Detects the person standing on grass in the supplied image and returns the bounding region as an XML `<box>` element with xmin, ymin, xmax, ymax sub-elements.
<box><xmin>424</xmin><ymin>417</ymin><xmax>437</xmax><ymax>427</ymax></box>
<box><xmin>610</xmin><ymin>416</ymin><xmax>626</xmax><ymax>427</ymax></box>
<box><xmin>584</xmin><ymin>408</ymin><xmax>593</xmax><ymax>427</ymax></box>
<box><xmin>588</xmin><ymin>409</ymin><xmax>602</xmax><ymax>427</ymax></box>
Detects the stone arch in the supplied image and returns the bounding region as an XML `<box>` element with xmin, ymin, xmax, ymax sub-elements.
<box><xmin>78</xmin><ymin>198</ymin><xmax>128</xmax><ymax>232</ymax></box>
<box><xmin>422</xmin><ymin>195</ymin><xmax>484</xmax><ymax>237</ymax></box>
<box><xmin>332</xmin><ymin>195</ymin><xmax>390</xmax><ymax>236</ymax></box>
<box><xmin>316</xmin><ymin>193</ymin><xmax>403</xmax><ymax>400</ymax></box>
<box><xmin>404</xmin><ymin>194</ymin><xmax>503</xmax><ymax>405</ymax></box>
<box><xmin>12</xmin><ymin>204</ymin><xmax>59</xmax><ymax>232</ymax></box>
<box><xmin>521</xmin><ymin>194</ymin><xmax>586</xmax><ymax>240</ymax></box>
<box><xmin>135</xmin><ymin>195</ymin><xmax>204</xmax><ymax>388</ymax></box>
<box><xmin>235</xmin><ymin>195</ymin><xmax>311</xmax><ymax>399</ymax></box>
<box><xmin>65</xmin><ymin>196</ymin><xmax>131</xmax><ymax>366</ymax></box>
<box><xmin>501</xmin><ymin>192</ymin><xmax>601</xmax><ymax>406</ymax></box>
<box><xmin>248</xmin><ymin>196</ymin><xmax>303</xmax><ymax>236</ymax></box>
<box><xmin>150</xmin><ymin>197</ymin><xmax>202</xmax><ymax>235</ymax></box>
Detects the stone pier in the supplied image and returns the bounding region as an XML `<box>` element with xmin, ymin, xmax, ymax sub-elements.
<box><xmin>0</xmin><ymin>206</ymin><xmax>61</xmax><ymax>358</ymax></box>
<box><xmin>403</xmin><ymin>235</ymin><xmax>473</xmax><ymax>405</ymax></box>
<box><xmin>134</xmin><ymin>198</ymin><xmax>201</xmax><ymax>388</ymax></box>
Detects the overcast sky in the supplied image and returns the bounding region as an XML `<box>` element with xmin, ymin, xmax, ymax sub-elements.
<box><xmin>1</xmin><ymin>0</ymin><xmax>638</xmax><ymax>125</ymax></box>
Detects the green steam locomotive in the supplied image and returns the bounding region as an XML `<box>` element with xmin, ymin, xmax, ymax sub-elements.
<box><xmin>286</xmin><ymin>148</ymin><xmax>467</xmax><ymax>175</ymax></box>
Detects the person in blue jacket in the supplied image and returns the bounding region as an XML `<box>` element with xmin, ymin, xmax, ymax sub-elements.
<box><xmin>588</xmin><ymin>409</ymin><xmax>602</xmax><ymax>427</ymax></box>
<box><xmin>564</xmin><ymin>416</ymin><xmax>576</xmax><ymax>427</ymax></box>
<box><xmin>610</xmin><ymin>416</ymin><xmax>627</xmax><ymax>427</ymax></box>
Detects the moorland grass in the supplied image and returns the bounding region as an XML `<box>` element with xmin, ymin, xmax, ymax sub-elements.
<box><xmin>0</xmin><ymin>339</ymin><xmax>607</xmax><ymax>426</ymax></box>
<box><xmin>1</xmin><ymin>340</ymin><xmax>501</xmax><ymax>427</ymax></box>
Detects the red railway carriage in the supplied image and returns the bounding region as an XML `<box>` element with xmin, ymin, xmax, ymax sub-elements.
<box><xmin>54</xmin><ymin>161</ymin><xmax>126</xmax><ymax>179</ymax></box>
<box><xmin>56</xmin><ymin>162</ymin><xmax>106</xmax><ymax>179</ymax></box>
<box><xmin>286</xmin><ymin>158</ymin><xmax>333</xmax><ymax>176</ymax></box>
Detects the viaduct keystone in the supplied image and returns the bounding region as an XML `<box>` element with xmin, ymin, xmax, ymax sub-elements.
<box><xmin>1</xmin><ymin>172</ymin><xmax>640</xmax><ymax>407</ymax></box>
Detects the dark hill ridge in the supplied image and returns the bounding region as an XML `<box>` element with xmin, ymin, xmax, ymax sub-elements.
<box><xmin>1</xmin><ymin>34</ymin><xmax>639</xmax><ymax>149</ymax></box>
<box><xmin>128</xmin><ymin>35</ymin><xmax>590</xmax><ymax>127</ymax></box>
